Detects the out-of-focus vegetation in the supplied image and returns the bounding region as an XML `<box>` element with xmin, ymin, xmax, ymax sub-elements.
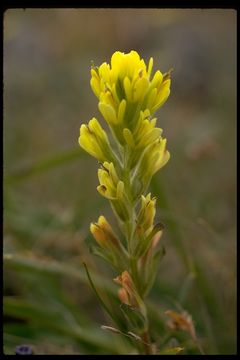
<box><xmin>3</xmin><ymin>9</ymin><xmax>236</xmax><ymax>354</ymax></box>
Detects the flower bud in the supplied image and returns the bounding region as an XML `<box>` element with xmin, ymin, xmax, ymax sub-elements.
<box><xmin>97</xmin><ymin>162</ymin><xmax>119</xmax><ymax>200</ymax></box>
<box><xmin>118</xmin><ymin>287</ymin><xmax>130</xmax><ymax>305</ymax></box>
<box><xmin>137</xmin><ymin>193</ymin><xmax>156</xmax><ymax>237</ymax></box>
<box><xmin>90</xmin><ymin>215</ymin><xmax>120</xmax><ymax>251</ymax></box>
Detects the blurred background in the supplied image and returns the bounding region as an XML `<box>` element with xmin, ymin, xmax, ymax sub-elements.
<box><xmin>3</xmin><ymin>9</ymin><xmax>236</xmax><ymax>354</ymax></box>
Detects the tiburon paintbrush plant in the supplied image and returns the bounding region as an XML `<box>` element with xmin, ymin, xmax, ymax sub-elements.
<box><xmin>79</xmin><ymin>51</ymin><xmax>171</xmax><ymax>354</ymax></box>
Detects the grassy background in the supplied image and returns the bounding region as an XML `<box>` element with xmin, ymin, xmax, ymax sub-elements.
<box><xmin>3</xmin><ymin>9</ymin><xmax>236</xmax><ymax>354</ymax></box>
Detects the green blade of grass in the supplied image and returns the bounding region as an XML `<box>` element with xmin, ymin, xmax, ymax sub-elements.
<box><xmin>3</xmin><ymin>253</ymin><xmax>116</xmax><ymax>296</ymax></box>
<box><xmin>3</xmin><ymin>297</ymin><xmax>122</xmax><ymax>353</ymax></box>
<box><xmin>5</xmin><ymin>147</ymin><xmax>84</xmax><ymax>185</ymax></box>
<box><xmin>150</xmin><ymin>176</ymin><xmax>227</xmax><ymax>353</ymax></box>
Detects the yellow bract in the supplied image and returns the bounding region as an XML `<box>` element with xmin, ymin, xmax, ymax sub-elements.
<box><xmin>135</xmin><ymin>193</ymin><xmax>157</xmax><ymax>238</ymax></box>
<box><xmin>137</xmin><ymin>137</ymin><xmax>170</xmax><ymax>180</ymax></box>
<box><xmin>78</xmin><ymin>117</ymin><xmax>113</xmax><ymax>162</ymax></box>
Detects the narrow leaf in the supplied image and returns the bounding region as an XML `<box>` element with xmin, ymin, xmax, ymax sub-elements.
<box><xmin>83</xmin><ymin>263</ymin><xmax>120</xmax><ymax>326</ymax></box>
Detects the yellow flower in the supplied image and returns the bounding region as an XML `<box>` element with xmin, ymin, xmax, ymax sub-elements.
<box><xmin>123</xmin><ymin>109</ymin><xmax>164</xmax><ymax>168</ymax></box>
<box><xmin>118</xmin><ymin>287</ymin><xmax>130</xmax><ymax>305</ymax></box>
<box><xmin>78</xmin><ymin>117</ymin><xmax>113</xmax><ymax>162</ymax></box>
<box><xmin>97</xmin><ymin>162</ymin><xmax>123</xmax><ymax>200</ymax></box>
<box><xmin>136</xmin><ymin>193</ymin><xmax>156</xmax><ymax>237</ymax></box>
<box><xmin>133</xmin><ymin>137</ymin><xmax>170</xmax><ymax>196</ymax></box>
<box><xmin>96</xmin><ymin>162</ymin><xmax>130</xmax><ymax>221</ymax></box>
<box><xmin>90</xmin><ymin>215</ymin><xmax>120</xmax><ymax>250</ymax></box>
<box><xmin>90</xmin><ymin>51</ymin><xmax>171</xmax><ymax>142</ymax></box>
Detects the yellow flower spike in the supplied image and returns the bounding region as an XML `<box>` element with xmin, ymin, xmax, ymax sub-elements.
<box><xmin>89</xmin><ymin>51</ymin><xmax>171</xmax><ymax>140</ymax></box>
<box><xmin>78</xmin><ymin>51</ymin><xmax>174</xmax><ymax>352</ymax></box>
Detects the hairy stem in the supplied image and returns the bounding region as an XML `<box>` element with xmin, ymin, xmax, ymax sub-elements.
<box><xmin>122</xmin><ymin>145</ymin><xmax>153</xmax><ymax>355</ymax></box>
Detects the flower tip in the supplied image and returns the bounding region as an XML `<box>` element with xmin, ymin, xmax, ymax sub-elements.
<box><xmin>90</xmin><ymin>222</ymin><xmax>97</xmax><ymax>234</ymax></box>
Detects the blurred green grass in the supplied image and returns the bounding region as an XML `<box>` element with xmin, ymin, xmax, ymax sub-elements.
<box><xmin>3</xmin><ymin>9</ymin><xmax>236</xmax><ymax>354</ymax></box>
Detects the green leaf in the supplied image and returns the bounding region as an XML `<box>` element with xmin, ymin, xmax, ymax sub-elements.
<box><xmin>3</xmin><ymin>253</ymin><xmax>116</xmax><ymax>296</ymax></box>
<box><xmin>143</xmin><ymin>246</ymin><xmax>166</xmax><ymax>296</ymax></box>
<box><xmin>3</xmin><ymin>297</ymin><xmax>122</xmax><ymax>353</ymax></box>
<box><xmin>83</xmin><ymin>263</ymin><xmax>122</xmax><ymax>328</ymax></box>
<box><xmin>89</xmin><ymin>244</ymin><xmax>116</xmax><ymax>268</ymax></box>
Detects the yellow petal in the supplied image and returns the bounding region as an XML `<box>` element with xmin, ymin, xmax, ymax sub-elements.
<box><xmin>123</xmin><ymin>128</ymin><xmax>135</xmax><ymax>148</ymax></box>
<box><xmin>147</xmin><ymin>57</ymin><xmax>153</xmax><ymax>78</ymax></box>
<box><xmin>99</xmin><ymin>62</ymin><xmax>111</xmax><ymax>82</ymax></box>
<box><xmin>123</xmin><ymin>76</ymin><xmax>132</xmax><ymax>101</ymax></box>
<box><xmin>152</xmin><ymin>80</ymin><xmax>171</xmax><ymax>112</ymax></box>
<box><xmin>90</xmin><ymin>77</ymin><xmax>100</xmax><ymax>98</ymax></box>
<box><xmin>150</xmin><ymin>70</ymin><xmax>163</xmax><ymax>89</ymax></box>
<box><xmin>146</xmin><ymin>88</ymin><xmax>157</xmax><ymax>111</ymax></box>
<box><xmin>117</xmin><ymin>99</ymin><xmax>127</xmax><ymax>124</ymax></box>
<box><xmin>132</xmin><ymin>77</ymin><xmax>149</xmax><ymax>102</ymax></box>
